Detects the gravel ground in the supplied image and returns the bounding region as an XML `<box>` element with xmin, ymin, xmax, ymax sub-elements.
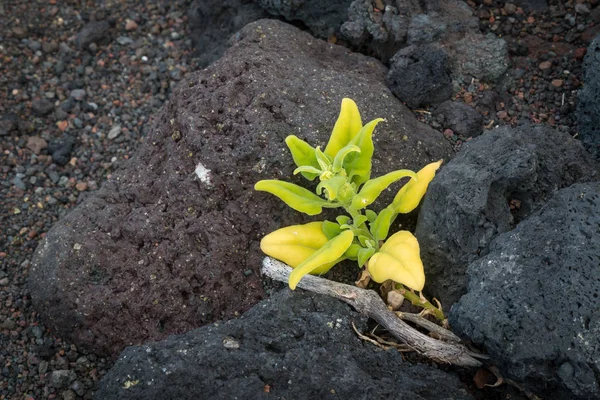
<box><xmin>0</xmin><ymin>0</ymin><xmax>200</xmax><ymax>398</ymax></box>
<box><xmin>0</xmin><ymin>0</ymin><xmax>598</xmax><ymax>399</ymax></box>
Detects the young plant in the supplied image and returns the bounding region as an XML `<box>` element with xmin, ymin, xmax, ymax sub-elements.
<box><xmin>255</xmin><ymin>99</ymin><xmax>442</xmax><ymax>315</ymax></box>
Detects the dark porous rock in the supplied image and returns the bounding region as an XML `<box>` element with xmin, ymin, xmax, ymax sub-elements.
<box><xmin>29</xmin><ymin>20</ymin><xmax>453</xmax><ymax>357</ymax></box>
<box><xmin>96</xmin><ymin>290</ymin><xmax>473</xmax><ymax>400</ymax></box>
<box><xmin>415</xmin><ymin>125</ymin><xmax>599</xmax><ymax>305</ymax></box>
<box><xmin>577</xmin><ymin>33</ymin><xmax>600</xmax><ymax>160</ymax></box>
<box><xmin>31</xmin><ymin>98</ymin><xmax>55</xmax><ymax>116</ymax></box>
<box><xmin>407</xmin><ymin>13</ymin><xmax>446</xmax><ymax>45</ymax></box>
<box><xmin>187</xmin><ymin>0</ymin><xmax>269</xmax><ymax>67</ymax></box>
<box><xmin>341</xmin><ymin>0</ymin><xmax>477</xmax><ymax>62</ymax></box>
<box><xmin>255</xmin><ymin>0</ymin><xmax>353</xmax><ymax>39</ymax></box>
<box><xmin>386</xmin><ymin>45</ymin><xmax>453</xmax><ymax>108</ymax></box>
<box><xmin>0</xmin><ymin>113</ymin><xmax>18</xmax><ymax>136</ymax></box>
<box><xmin>450</xmin><ymin>182</ymin><xmax>600</xmax><ymax>399</ymax></box>
<box><xmin>48</xmin><ymin>135</ymin><xmax>76</xmax><ymax>166</ymax></box>
<box><xmin>446</xmin><ymin>33</ymin><xmax>509</xmax><ymax>83</ymax></box>
<box><xmin>76</xmin><ymin>20</ymin><xmax>112</xmax><ymax>49</ymax></box>
<box><xmin>434</xmin><ymin>100</ymin><xmax>484</xmax><ymax>137</ymax></box>
<box><xmin>50</xmin><ymin>369</ymin><xmax>77</xmax><ymax>389</ymax></box>
<box><xmin>511</xmin><ymin>0</ymin><xmax>548</xmax><ymax>11</ymax></box>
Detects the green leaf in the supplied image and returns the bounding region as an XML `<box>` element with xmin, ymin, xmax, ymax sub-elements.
<box><xmin>315</xmin><ymin>146</ymin><xmax>333</xmax><ymax>171</ymax></box>
<box><xmin>344</xmin><ymin>118</ymin><xmax>384</xmax><ymax>186</ymax></box>
<box><xmin>324</xmin><ymin>98</ymin><xmax>363</xmax><ymax>157</ymax></box>
<box><xmin>344</xmin><ymin>243</ymin><xmax>362</xmax><ymax>260</ymax></box>
<box><xmin>285</xmin><ymin>135</ymin><xmax>320</xmax><ymax>181</ymax></box>
<box><xmin>255</xmin><ymin>180</ymin><xmax>329</xmax><ymax>216</ymax></box>
<box><xmin>370</xmin><ymin>204</ymin><xmax>396</xmax><ymax>241</ymax></box>
<box><xmin>357</xmin><ymin>247</ymin><xmax>376</xmax><ymax>268</ymax></box>
<box><xmin>352</xmin><ymin>215</ymin><xmax>369</xmax><ymax>228</ymax></box>
<box><xmin>316</xmin><ymin>176</ymin><xmax>347</xmax><ymax>201</ymax></box>
<box><xmin>351</xmin><ymin>169</ymin><xmax>417</xmax><ymax>210</ymax></box>
<box><xmin>357</xmin><ymin>235</ymin><xmax>371</xmax><ymax>247</ymax></box>
<box><xmin>332</xmin><ymin>144</ymin><xmax>360</xmax><ymax>173</ymax></box>
<box><xmin>365</xmin><ymin>209</ymin><xmax>378</xmax><ymax>223</ymax></box>
<box><xmin>336</xmin><ymin>215</ymin><xmax>351</xmax><ymax>225</ymax></box>
<box><xmin>289</xmin><ymin>230</ymin><xmax>354</xmax><ymax>289</ymax></box>
<box><xmin>294</xmin><ymin>166</ymin><xmax>322</xmax><ymax>176</ymax></box>
<box><xmin>322</xmin><ymin>220</ymin><xmax>343</xmax><ymax>239</ymax></box>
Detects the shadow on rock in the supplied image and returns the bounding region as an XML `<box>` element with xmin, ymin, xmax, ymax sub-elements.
<box><xmin>95</xmin><ymin>290</ymin><xmax>474</xmax><ymax>400</ymax></box>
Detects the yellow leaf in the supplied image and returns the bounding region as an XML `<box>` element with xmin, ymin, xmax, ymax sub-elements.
<box><xmin>393</xmin><ymin>160</ymin><xmax>442</xmax><ymax>214</ymax></box>
<box><xmin>324</xmin><ymin>98</ymin><xmax>363</xmax><ymax>157</ymax></box>
<box><xmin>367</xmin><ymin>231</ymin><xmax>425</xmax><ymax>291</ymax></box>
<box><xmin>288</xmin><ymin>230</ymin><xmax>354</xmax><ymax>290</ymax></box>
<box><xmin>260</xmin><ymin>222</ymin><xmax>335</xmax><ymax>274</ymax></box>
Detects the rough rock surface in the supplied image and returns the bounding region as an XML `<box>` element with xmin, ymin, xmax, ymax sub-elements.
<box><xmin>255</xmin><ymin>0</ymin><xmax>353</xmax><ymax>39</ymax></box>
<box><xmin>386</xmin><ymin>45</ymin><xmax>453</xmax><ymax>108</ymax></box>
<box><xmin>187</xmin><ymin>0</ymin><xmax>269</xmax><ymax>67</ymax></box>
<box><xmin>446</xmin><ymin>33</ymin><xmax>509</xmax><ymax>83</ymax></box>
<box><xmin>96</xmin><ymin>289</ymin><xmax>474</xmax><ymax>400</ymax></box>
<box><xmin>415</xmin><ymin>125</ymin><xmax>599</xmax><ymax>305</ymax></box>
<box><xmin>450</xmin><ymin>182</ymin><xmax>600</xmax><ymax>400</ymax></box>
<box><xmin>76</xmin><ymin>20</ymin><xmax>112</xmax><ymax>49</ymax></box>
<box><xmin>434</xmin><ymin>100</ymin><xmax>484</xmax><ymax>137</ymax></box>
<box><xmin>511</xmin><ymin>0</ymin><xmax>548</xmax><ymax>11</ymax></box>
<box><xmin>577</xmin><ymin>33</ymin><xmax>600</xmax><ymax>161</ymax></box>
<box><xmin>29</xmin><ymin>20</ymin><xmax>453</xmax><ymax>357</ymax></box>
<box><xmin>341</xmin><ymin>0</ymin><xmax>478</xmax><ymax>62</ymax></box>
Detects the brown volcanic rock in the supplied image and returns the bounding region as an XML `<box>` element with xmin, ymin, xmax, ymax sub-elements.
<box><xmin>29</xmin><ymin>20</ymin><xmax>453</xmax><ymax>357</ymax></box>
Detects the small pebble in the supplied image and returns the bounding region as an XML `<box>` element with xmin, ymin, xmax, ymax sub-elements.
<box><xmin>69</xmin><ymin>89</ymin><xmax>86</xmax><ymax>101</ymax></box>
<box><xmin>26</xmin><ymin>137</ymin><xmax>48</xmax><ymax>155</ymax></box>
<box><xmin>125</xmin><ymin>19</ymin><xmax>138</xmax><ymax>31</ymax></box>
<box><xmin>108</xmin><ymin>125</ymin><xmax>122</xmax><ymax>139</ymax></box>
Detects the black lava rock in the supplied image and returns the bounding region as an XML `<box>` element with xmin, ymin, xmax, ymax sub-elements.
<box><xmin>0</xmin><ymin>113</ymin><xmax>18</xmax><ymax>136</ymax></box>
<box><xmin>386</xmin><ymin>45</ymin><xmax>453</xmax><ymax>109</ymax></box>
<box><xmin>450</xmin><ymin>182</ymin><xmax>600</xmax><ymax>399</ymax></box>
<box><xmin>31</xmin><ymin>99</ymin><xmax>55</xmax><ymax>116</ymax></box>
<box><xmin>255</xmin><ymin>0</ymin><xmax>353</xmax><ymax>39</ymax></box>
<box><xmin>576</xmin><ymin>33</ymin><xmax>600</xmax><ymax>160</ymax></box>
<box><xmin>434</xmin><ymin>100</ymin><xmax>484</xmax><ymax>137</ymax></box>
<box><xmin>415</xmin><ymin>124</ymin><xmax>599</xmax><ymax>305</ymax></box>
<box><xmin>187</xmin><ymin>0</ymin><xmax>269</xmax><ymax>67</ymax></box>
<box><xmin>96</xmin><ymin>289</ymin><xmax>474</xmax><ymax>400</ymax></box>
<box><xmin>48</xmin><ymin>135</ymin><xmax>76</xmax><ymax>166</ymax></box>
<box><xmin>76</xmin><ymin>21</ymin><xmax>112</xmax><ymax>49</ymax></box>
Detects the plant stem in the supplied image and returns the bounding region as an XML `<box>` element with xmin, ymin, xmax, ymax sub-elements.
<box><xmin>398</xmin><ymin>286</ymin><xmax>445</xmax><ymax>321</ymax></box>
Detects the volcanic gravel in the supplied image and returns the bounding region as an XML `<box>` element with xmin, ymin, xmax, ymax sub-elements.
<box><xmin>0</xmin><ymin>0</ymin><xmax>200</xmax><ymax>398</ymax></box>
<box><xmin>0</xmin><ymin>0</ymin><xmax>598</xmax><ymax>399</ymax></box>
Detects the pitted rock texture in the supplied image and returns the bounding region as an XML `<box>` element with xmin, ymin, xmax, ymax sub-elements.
<box><xmin>255</xmin><ymin>0</ymin><xmax>353</xmax><ymax>39</ymax></box>
<box><xmin>433</xmin><ymin>100</ymin><xmax>483</xmax><ymax>137</ymax></box>
<box><xmin>187</xmin><ymin>0</ymin><xmax>269</xmax><ymax>67</ymax></box>
<box><xmin>450</xmin><ymin>182</ymin><xmax>600</xmax><ymax>400</ymax></box>
<box><xmin>76</xmin><ymin>20</ymin><xmax>113</xmax><ymax>49</ymax></box>
<box><xmin>96</xmin><ymin>289</ymin><xmax>474</xmax><ymax>400</ymax></box>
<box><xmin>446</xmin><ymin>33</ymin><xmax>509</xmax><ymax>83</ymax></box>
<box><xmin>29</xmin><ymin>20</ymin><xmax>453</xmax><ymax>357</ymax></box>
<box><xmin>341</xmin><ymin>0</ymin><xmax>479</xmax><ymax>62</ymax></box>
<box><xmin>386</xmin><ymin>44</ymin><xmax>453</xmax><ymax>108</ymax></box>
<box><xmin>415</xmin><ymin>124</ymin><xmax>599</xmax><ymax>305</ymax></box>
<box><xmin>577</xmin><ymin>33</ymin><xmax>600</xmax><ymax>161</ymax></box>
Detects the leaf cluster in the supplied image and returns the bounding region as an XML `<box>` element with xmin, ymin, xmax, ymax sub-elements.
<box><xmin>256</xmin><ymin>99</ymin><xmax>441</xmax><ymax>291</ymax></box>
